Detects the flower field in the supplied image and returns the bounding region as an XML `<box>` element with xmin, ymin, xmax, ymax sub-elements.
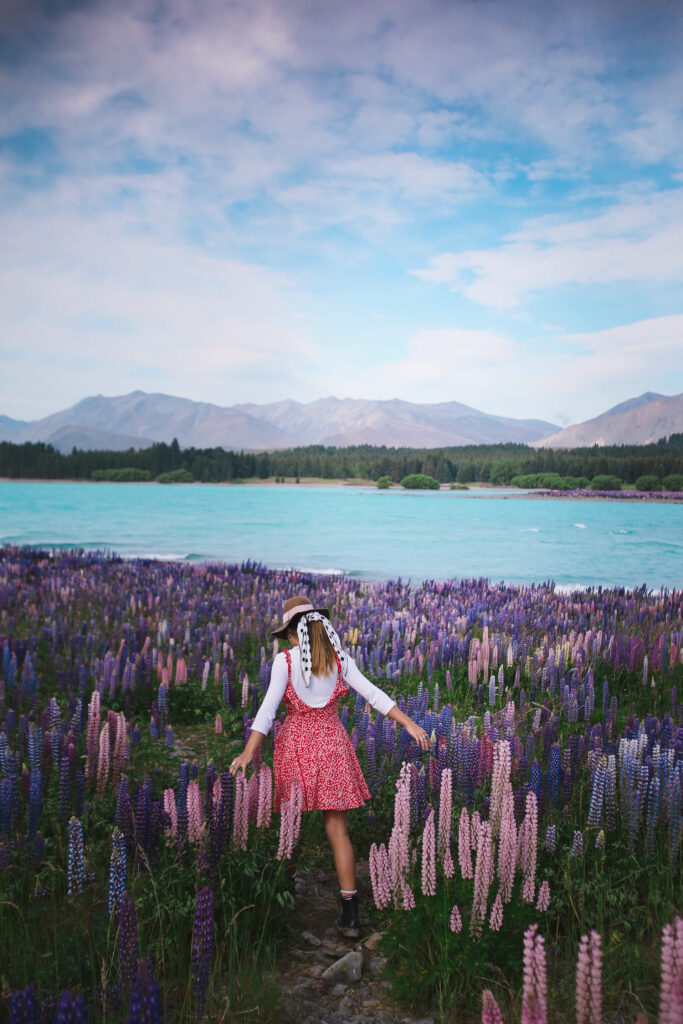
<box><xmin>0</xmin><ymin>545</ymin><xmax>681</xmax><ymax>1023</ymax></box>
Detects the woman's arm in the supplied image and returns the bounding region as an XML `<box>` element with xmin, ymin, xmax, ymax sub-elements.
<box><xmin>229</xmin><ymin>728</ymin><xmax>265</xmax><ymax>775</ymax></box>
<box><xmin>387</xmin><ymin>703</ymin><xmax>430</xmax><ymax>751</ymax></box>
<box><xmin>344</xmin><ymin>655</ymin><xmax>429</xmax><ymax>750</ymax></box>
<box><xmin>228</xmin><ymin>653</ymin><xmax>288</xmax><ymax>774</ymax></box>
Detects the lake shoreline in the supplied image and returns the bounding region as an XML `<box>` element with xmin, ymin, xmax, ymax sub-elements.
<box><xmin>1</xmin><ymin>476</ymin><xmax>682</xmax><ymax>501</ymax></box>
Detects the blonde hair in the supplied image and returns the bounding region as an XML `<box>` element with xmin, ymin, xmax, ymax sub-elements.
<box><xmin>309</xmin><ymin>619</ymin><xmax>337</xmax><ymax>676</ymax></box>
<box><xmin>288</xmin><ymin>617</ymin><xmax>337</xmax><ymax>676</ymax></box>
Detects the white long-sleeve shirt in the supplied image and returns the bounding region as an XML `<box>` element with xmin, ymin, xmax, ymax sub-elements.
<box><xmin>251</xmin><ymin>645</ymin><xmax>395</xmax><ymax>737</ymax></box>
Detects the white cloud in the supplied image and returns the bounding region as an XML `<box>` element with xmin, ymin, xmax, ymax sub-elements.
<box><xmin>0</xmin><ymin>190</ymin><xmax>316</xmax><ymax>419</ymax></box>
<box><xmin>364</xmin><ymin>316</ymin><xmax>683</xmax><ymax>424</ymax></box>
<box><xmin>383</xmin><ymin>328</ymin><xmax>517</xmax><ymax>389</ymax></box>
<box><xmin>412</xmin><ymin>188</ymin><xmax>683</xmax><ymax>306</ymax></box>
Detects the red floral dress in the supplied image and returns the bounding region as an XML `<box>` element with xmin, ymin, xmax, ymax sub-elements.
<box><xmin>273</xmin><ymin>649</ymin><xmax>371</xmax><ymax>812</ymax></box>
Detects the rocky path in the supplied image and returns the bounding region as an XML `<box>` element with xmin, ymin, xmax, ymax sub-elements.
<box><xmin>276</xmin><ymin>865</ymin><xmax>435</xmax><ymax>1024</ymax></box>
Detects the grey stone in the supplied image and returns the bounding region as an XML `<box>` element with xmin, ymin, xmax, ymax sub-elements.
<box><xmin>321</xmin><ymin>950</ymin><xmax>364</xmax><ymax>983</ymax></box>
<box><xmin>322</xmin><ymin>938</ymin><xmax>347</xmax><ymax>955</ymax></box>
<box><xmin>363</xmin><ymin>931</ymin><xmax>384</xmax><ymax>952</ymax></box>
<box><xmin>368</xmin><ymin>955</ymin><xmax>388</xmax><ymax>979</ymax></box>
<box><xmin>330</xmin><ymin>982</ymin><xmax>349</xmax><ymax>997</ymax></box>
<box><xmin>301</xmin><ymin>929</ymin><xmax>323</xmax><ymax>947</ymax></box>
<box><xmin>336</xmin><ymin>996</ymin><xmax>354</xmax><ymax>1016</ymax></box>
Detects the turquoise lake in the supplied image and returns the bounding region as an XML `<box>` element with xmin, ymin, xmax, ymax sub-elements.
<box><xmin>0</xmin><ymin>481</ymin><xmax>681</xmax><ymax>589</ymax></box>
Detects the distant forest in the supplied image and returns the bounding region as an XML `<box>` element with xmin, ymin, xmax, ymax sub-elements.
<box><xmin>1</xmin><ymin>435</ymin><xmax>682</xmax><ymax>485</ymax></box>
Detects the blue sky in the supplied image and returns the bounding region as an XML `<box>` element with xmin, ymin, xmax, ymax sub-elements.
<box><xmin>1</xmin><ymin>0</ymin><xmax>682</xmax><ymax>426</ymax></box>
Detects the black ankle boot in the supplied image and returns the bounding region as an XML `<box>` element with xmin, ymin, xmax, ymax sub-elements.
<box><xmin>336</xmin><ymin>894</ymin><xmax>360</xmax><ymax>939</ymax></box>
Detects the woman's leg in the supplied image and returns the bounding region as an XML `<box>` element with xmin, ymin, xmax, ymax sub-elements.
<box><xmin>322</xmin><ymin>809</ymin><xmax>355</xmax><ymax>891</ymax></box>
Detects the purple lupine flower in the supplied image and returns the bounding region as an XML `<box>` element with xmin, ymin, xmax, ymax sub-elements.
<box><xmin>54</xmin><ymin>990</ymin><xmax>88</xmax><ymax>1023</ymax></box>
<box><xmin>0</xmin><ymin>776</ymin><xmax>15</xmax><ymax>841</ymax></box>
<box><xmin>126</xmin><ymin>964</ymin><xmax>163</xmax><ymax>1024</ymax></box>
<box><xmin>586</xmin><ymin>756</ymin><xmax>607</xmax><ymax>828</ymax></box>
<box><xmin>571</xmin><ymin>830</ymin><xmax>584</xmax><ymax>859</ymax></box>
<box><xmin>67</xmin><ymin>816</ymin><xmax>85</xmax><ymax>896</ymax></box>
<box><xmin>118</xmin><ymin>892</ymin><xmax>138</xmax><ymax>991</ymax></box>
<box><xmin>107</xmin><ymin>827</ymin><xmax>127</xmax><ymax>915</ymax></box>
<box><xmin>8</xmin><ymin>985</ymin><xmax>39</xmax><ymax>1024</ymax></box>
<box><xmin>28</xmin><ymin>766</ymin><xmax>42</xmax><ymax>838</ymax></box>
<box><xmin>58</xmin><ymin>754</ymin><xmax>71</xmax><ymax>822</ymax></box>
<box><xmin>192</xmin><ymin>886</ymin><xmax>214</xmax><ymax>1012</ymax></box>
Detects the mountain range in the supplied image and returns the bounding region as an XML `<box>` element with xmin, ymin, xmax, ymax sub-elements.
<box><xmin>533</xmin><ymin>392</ymin><xmax>683</xmax><ymax>448</ymax></box>
<box><xmin>0</xmin><ymin>392</ymin><xmax>559</xmax><ymax>451</ymax></box>
<box><xmin>0</xmin><ymin>390</ymin><xmax>680</xmax><ymax>452</ymax></box>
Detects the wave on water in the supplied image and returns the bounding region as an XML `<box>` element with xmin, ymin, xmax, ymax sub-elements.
<box><xmin>573</xmin><ymin>523</ymin><xmax>587</xmax><ymax>529</ymax></box>
<box><xmin>122</xmin><ymin>551</ymin><xmax>194</xmax><ymax>562</ymax></box>
<box><xmin>291</xmin><ymin>566</ymin><xmax>348</xmax><ymax>577</ymax></box>
<box><xmin>521</xmin><ymin>527</ymin><xmax>540</xmax><ymax>533</ymax></box>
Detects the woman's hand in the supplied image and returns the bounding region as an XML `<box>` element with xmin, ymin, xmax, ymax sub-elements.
<box><xmin>405</xmin><ymin>720</ymin><xmax>430</xmax><ymax>751</ymax></box>
<box><xmin>229</xmin><ymin>751</ymin><xmax>252</xmax><ymax>775</ymax></box>
<box><xmin>227</xmin><ymin>728</ymin><xmax>266</xmax><ymax>775</ymax></box>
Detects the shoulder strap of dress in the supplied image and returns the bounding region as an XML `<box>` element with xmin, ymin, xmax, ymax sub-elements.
<box><xmin>284</xmin><ymin>648</ymin><xmax>292</xmax><ymax>684</ymax></box>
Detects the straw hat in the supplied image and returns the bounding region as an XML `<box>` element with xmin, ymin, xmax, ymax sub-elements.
<box><xmin>272</xmin><ymin>595</ymin><xmax>331</xmax><ymax>638</ymax></box>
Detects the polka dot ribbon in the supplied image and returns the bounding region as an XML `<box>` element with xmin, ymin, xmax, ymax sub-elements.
<box><xmin>296</xmin><ymin>612</ymin><xmax>348</xmax><ymax>687</ymax></box>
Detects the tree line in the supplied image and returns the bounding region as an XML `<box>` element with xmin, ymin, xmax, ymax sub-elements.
<box><xmin>1</xmin><ymin>434</ymin><xmax>682</xmax><ymax>485</ymax></box>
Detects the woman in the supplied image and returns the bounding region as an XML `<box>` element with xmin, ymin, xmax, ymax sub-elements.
<box><xmin>229</xmin><ymin>595</ymin><xmax>430</xmax><ymax>938</ymax></box>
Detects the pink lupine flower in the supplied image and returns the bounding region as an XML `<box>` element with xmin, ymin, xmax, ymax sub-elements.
<box><xmin>659</xmin><ymin>915</ymin><xmax>683</xmax><ymax>1024</ymax></box>
<box><xmin>489</xmin><ymin>891</ymin><xmax>503</xmax><ymax>931</ymax></box>
<box><xmin>175</xmin><ymin>656</ymin><xmax>188</xmax><ymax>684</ymax></box>
<box><xmin>450</xmin><ymin>904</ymin><xmax>462</xmax><ymax>933</ymax></box>
<box><xmin>187</xmin><ymin>781</ymin><xmax>203</xmax><ymax>843</ymax></box>
<box><xmin>85</xmin><ymin>690</ymin><xmax>101</xmax><ymax>779</ymax></box>
<box><xmin>201</xmin><ymin>659</ymin><xmax>210</xmax><ymax>691</ymax></box>
<box><xmin>470</xmin><ymin>821</ymin><xmax>493</xmax><ymax>938</ymax></box>
<box><xmin>575</xmin><ymin>934</ymin><xmax>591</xmax><ymax>1024</ymax></box>
<box><xmin>241</xmin><ymin>673</ymin><xmax>249</xmax><ymax>708</ymax></box>
<box><xmin>459</xmin><ymin>807</ymin><xmax>473</xmax><ymax>879</ymax></box>
<box><xmin>490</xmin><ymin>740</ymin><xmax>511</xmax><ymax>837</ymax></box>
<box><xmin>482</xmin><ymin>989</ymin><xmax>505</xmax><ymax>1024</ymax></box>
<box><xmin>421</xmin><ymin>810</ymin><xmax>436</xmax><ymax>897</ymax></box>
<box><xmin>369</xmin><ymin>842</ymin><xmax>392</xmax><ymax>910</ymax></box>
<box><xmin>112</xmin><ymin>712</ymin><xmax>127</xmax><ymax>788</ymax></box>
<box><xmin>575</xmin><ymin>930</ymin><xmax>601</xmax><ymax>1024</ymax></box>
<box><xmin>277</xmin><ymin>780</ymin><xmax>303</xmax><ymax>860</ymax></box>
<box><xmin>401</xmin><ymin>879</ymin><xmax>415</xmax><ymax>910</ymax></box>
<box><xmin>589</xmin><ymin>931</ymin><xmax>602</xmax><ymax>1024</ymax></box>
<box><xmin>470</xmin><ymin>810</ymin><xmax>481</xmax><ymax>850</ymax></box>
<box><xmin>388</xmin><ymin>765</ymin><xmax>412</xmax><ymax>897</ymax></box>
<box><xmin>233</xmin><ymin>773</ymin><xmax>249</xmax><ymax>851</ymax></box>
<box><xmin>163</xmin><ymin>788</ymin><xmax>177</xmax><ymax>836</ymax></box>
<box><xmin>536</xmin><ymin>880</ymin><xmax>550</xmax><ymax>912</ymax></box>
<box><xmin>276</xmin><ymin>796</ymin><xmax>291</xmax><ymax>861</ymax></box>
<box><xmin>497</xmin><ymin>788</ymin><xmax>517</xmax><ymax>903</ymax></box>
<box><xmin>443</xmin><ymin>844</ymin><xmax>455</xmax><ymax>878</ymax></box>
<box><xmin>214</xmin><ymin>714</ymin><xmax>222</xmax><ymax>733</ymax></box>
<box><xmin>521</xmin><ymin>924</ymin><xmax>547</xmax><ymax>1024</ymax></box>
<box><xmin>438</xmin><ymin>768</ymin><xmax>452</xmax><ymax>857</ymax></box>
<box><xmin>97</xmin><ymin>722</ymin><xmax>110</xmax><ymax>798</ymax></box>
<box><xmin>521</xmin><ymin>791</ymin><xmax>538</xmax><ymax>904</ymax></box>
<box><xmin>247</xmin><ymin>773</ymin><xmax>259</xmax><ymax>823</ymax></box>
<box><xmin>256</xmin><ymin>764</ymin><xmax>272</xmax><ymax>829</ymax></box>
